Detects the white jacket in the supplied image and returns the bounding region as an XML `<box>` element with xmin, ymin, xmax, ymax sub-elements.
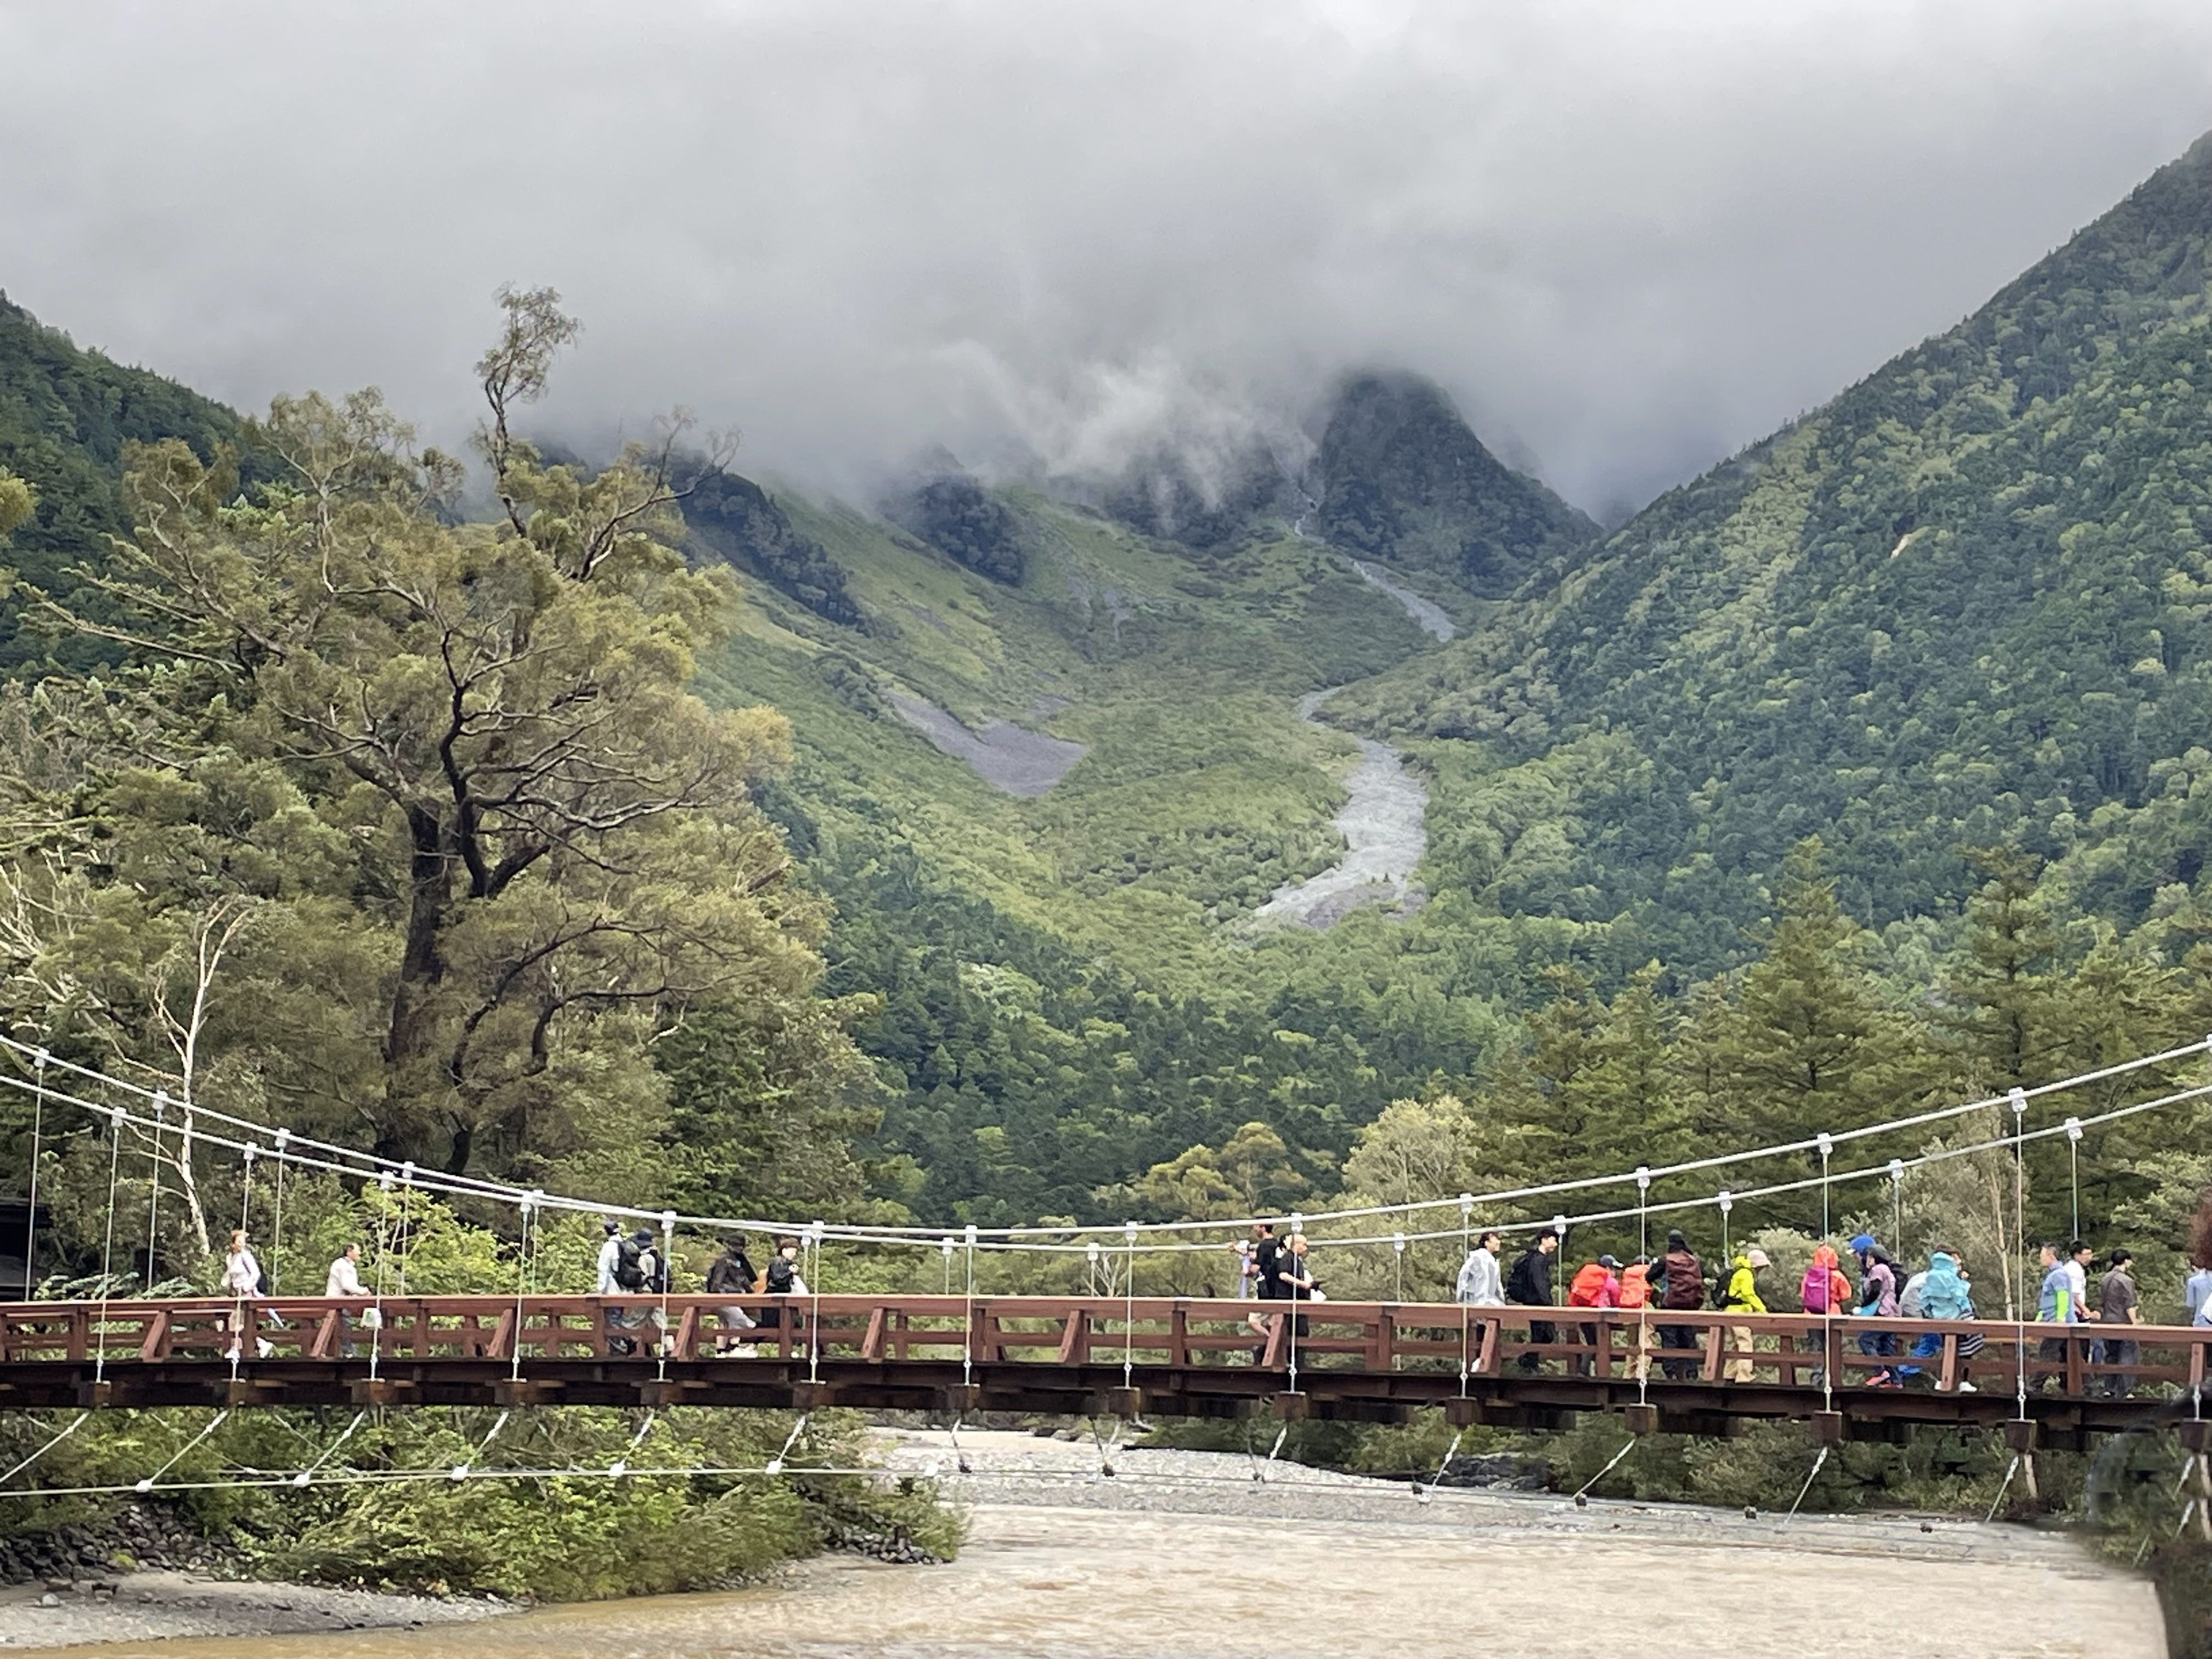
<box><xmin>1457</xmin><ymin>1247</ymin><xmax>1504</xmax><ymax>1305</ymax></box>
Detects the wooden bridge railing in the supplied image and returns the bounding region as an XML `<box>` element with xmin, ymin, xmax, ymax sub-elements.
<box><xmin>0</xmin><ymin>1294</ymin><xmax>2205</xmax><ymax>1404</ymax></box>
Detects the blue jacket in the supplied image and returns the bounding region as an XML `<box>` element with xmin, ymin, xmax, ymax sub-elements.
<box><xmin>2186</xmin><ymin>1267</ymin><xmax>2212</xmax><ymax>1327</ymax></box>
<box><xmin>2038</xmin><ymin>1262</ymin><xmax>2080</xmax><ymax>1323</ymax></box>
<box><xmin>1918</xmin><ymin>1252</ymin><xmax>1974</xmax><ymax>1322</ymax></box>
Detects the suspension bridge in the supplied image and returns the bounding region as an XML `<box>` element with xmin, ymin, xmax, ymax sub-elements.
<box><xmin>0</xmin><ymin>1030</ymin><xmax>2208</xmax><ymax>1497</ymax></box>
<box><xmin>0</xmin><ymin>1292</ymin><xmax>2205</xmax><ymax>1455</ymax></box>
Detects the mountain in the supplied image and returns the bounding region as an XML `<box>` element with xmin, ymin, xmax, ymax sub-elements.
<box><xmin>1339</xmin><ymin>129</ymin><xmax>2212</xmax><ymax>970</ymax></box>
<box><xmin>1315</xmin><ymin>371</ymin><xmax>1599</xmax><ymax>596</ymax></box>
<box><xmin>0</xmin><ymin>294</ymin><xmax>244</xmax><ymax>669</ymax></box>
<box><xmin>684</xmin><ymin>467</ymin><xmax>867</xmax><ymax>629</ymax></box>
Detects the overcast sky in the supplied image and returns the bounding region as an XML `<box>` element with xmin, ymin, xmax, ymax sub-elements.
<box><xmin>5</xmin><ymin>2</ymin><xmax>2212</xmax><ymax>520</ymax></box>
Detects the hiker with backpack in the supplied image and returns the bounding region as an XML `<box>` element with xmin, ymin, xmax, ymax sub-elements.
<box><xmin>1852</xmin><ymin>1234</ymin><xmax>1902</xmax><ymax>1386</ymax></box>
<box><xmin>706</xmin><ymin>1235</ymin><xmax>760</xmax><ymax>1357</ymax></box>
<box><xmin>1507</xmin><ymin>1232</ymin><xmax>1560</xmax><ymax>1373</ymax></box>
<box><xmin>1799</xmin><ymin>1242</ymin><xmax>1852</xmax><ymax>1384</ymax></box>
<box><xmin>601</xmin><ymin>1225</ymin><xmax>658</xmax><ymax>1357</ymax></box>
<box><xmin>757</xmin><ymin>1235</ymin><xmax>804</xmax><ymax>1337</ymax></box>
<box><xmin>1617</xmin><ymin>1256</ymin><xmax>1655</xmax><ymax>1380</ymax></box>
<box><xmin>1654</xmin><ymin>1231</ymin><xmax>1704</xmax><ymax>1379</ymax></box>
<box><xmin>1565</xmin><ymin>1253</ymin><xmax>1620</xmax><ymax>1376</ymax></box>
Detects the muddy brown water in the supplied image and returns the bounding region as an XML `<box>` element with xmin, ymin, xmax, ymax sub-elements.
<box><xmin>51</xmin><ymin>1491</ymin><xmax>2163</xmax><ymax>1659</ymax></box>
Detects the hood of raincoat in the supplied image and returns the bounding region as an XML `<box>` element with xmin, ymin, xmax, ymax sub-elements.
<box><xmin>1920</xmin><ymin>1250</ymin><xmax>1973</xmax><ymax>1319</ymax></box>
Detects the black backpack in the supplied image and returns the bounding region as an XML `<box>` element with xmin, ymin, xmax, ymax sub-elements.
<box><xmin>1506</xmin><ymin>1249</ymin><xmax>1544</xmax><ymax>1305</ymax></box>
<box><xmin>614</xmin><ymin>1238</ymin><xmax>647</xmax><ymax>1290</ymax></box>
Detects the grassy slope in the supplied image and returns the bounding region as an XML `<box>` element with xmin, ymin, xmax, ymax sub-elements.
<box><xmin>691</xmin><ymin>483</ymin><xmax>1547</xmax><ymax>1219</ymax></box>
<box><xmin>704</xmin><ymin>486</ymin><xmax>1432</xmax><ymax>968</ymax></box>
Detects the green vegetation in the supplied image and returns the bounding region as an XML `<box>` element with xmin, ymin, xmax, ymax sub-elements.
<box><xmin>0</xmin><ymin>295</ymin><xmax>245</xmax><ymax>672</ymax></box>
<box><xmin>1338</xmin><ymin>130</ymin><xmax>2212</xmax><ymax>980</ymax></box>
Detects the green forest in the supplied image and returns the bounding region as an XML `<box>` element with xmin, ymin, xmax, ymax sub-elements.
<box><xmin>5</xmin><ymin>128</ymin><xmax>2212</xmax><ymax>1591</ymax></box>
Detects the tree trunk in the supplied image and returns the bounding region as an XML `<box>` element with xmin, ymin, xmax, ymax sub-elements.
<box><xmin>382</xmin><ymin>806</ymin><xmax>453</xmax><ymax>1119</ymax></box>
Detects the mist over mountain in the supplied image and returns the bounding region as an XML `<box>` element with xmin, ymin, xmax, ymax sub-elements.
<box><xmin>5</xmin><ymin>3</ymin><xmax>2212</xmax><ymax>522</ymax></box>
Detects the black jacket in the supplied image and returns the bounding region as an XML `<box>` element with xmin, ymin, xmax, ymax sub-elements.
<box><xmin>1507</xmin><ymin>1246</ymin><xmax>1555</xmax><ymax>1307</ymax></box>
<box><xmin>705</xmin><ymin>1251</ymin><xmax>756</xmax><ymax>1297</ymax></box>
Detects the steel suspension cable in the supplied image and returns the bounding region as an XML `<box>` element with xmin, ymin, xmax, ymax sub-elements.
<box><xmin>93</xmin><ymin>1105</ymin><xmax>123</xmax><ymax>1385</ymax></box>
<box><xmin>20</xmin><ymin>1049</ymin><xmax>45</xmax><ymax>1300</ymax></box>
<box><xmin>7</xmin><ymin>1030</ymin><xmax>2205</xmax><ymax>1245</ymax></box>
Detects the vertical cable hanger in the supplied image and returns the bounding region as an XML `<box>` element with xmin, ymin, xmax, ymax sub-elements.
<box><xmin>21</xmin><ymin>1049</ymin><xmax>48</xmax><ymax>1301</ymax></box>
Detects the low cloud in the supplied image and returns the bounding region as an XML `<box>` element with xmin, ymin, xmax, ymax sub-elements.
<box><xmin>5</xmin><ymin>2</ymin><xmax>2211</xmax><ymax>517</ymax></box>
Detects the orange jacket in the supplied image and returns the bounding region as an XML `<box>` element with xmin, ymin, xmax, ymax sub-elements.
<box><xmin>1567</xmin><ymin>1262</ymin><xmax>1618</xmax><ymax>1308</ymax></box>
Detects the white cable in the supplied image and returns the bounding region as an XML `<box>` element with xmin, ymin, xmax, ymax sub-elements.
<box><xmin>0</xmin><ymin>1412</ymin><xmax>87</xmax><ymax>1487</ymax></box>
<box><xmin>132</xmin><ymin>1409</ymin><xmax>229</xmax><ymax>1493</ymax></box>
<box><xmin>5</xmin><ymin>1030</ymin><xmax>2203</xmax><ymax>1245</ymax></box>
<box><xmin>20</xmin><ymin>1049</ymin><xmax>46</xmax><ymax>1300</ymax></box>
<box><xmin>289</xmin><ymin>1410</ymin><xmax>366</xmax><ymax>1488</ymax></box>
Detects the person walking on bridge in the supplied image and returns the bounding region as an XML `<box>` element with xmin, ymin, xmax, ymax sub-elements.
<box><xmin>2096</xmin><ymin>1246</ymin><xmax>2140</xmax><ymax>1397</ymax></box>
<box><xmin>2187</xmin><ymin>1212</ymin><xmax>2212</xmax><ymax>1326</ymax></box>
<box><xmin>1654</xmin><ymin>1231</ymin><xmax>1704</xmax><ymax>1380</ymax></box>
<box><xmin>706</xmin><ymin>1235</ymin><xmax>760</xmax><ymax>1358</ymax></box>
<box><xmin>1246</xmin><ymin>1222</ymin><xmax>1282</xmax><ymax>1350</ymax></box>
<box><xmin>1456</xmin><ymin>1229</ymin><xmax>1504</xmax><ymax>1306</ymax></box>
<box><xmin>1566</xmin><ymin>1254</ymin><xmax>1619</xmax><ymax>1376</ymax></box>
<box><xmin>1799</xmin><ymin>1243</ymin><xmax>1852</xmax><ymax>1385</ymax></box>
<box><xmin>221</xmin><ymin>1229</ymin><xmax>276</xmax><ymax>1363</ymax></box>
<box><xmin>324</xmin><ymin>1241</ymin><xmax>370</xmax><ymax>1359</ymax></box>
<box><xmin>1617</xmin><ymin>1256</ymin><xmax>1655</xmax><ymax>1381</ymax></box>
<box><xmin>1720</xmin><ymin>1246</ymin><xmax>1768</xmax><ymax>1383</ymax></box>
<box><xmin>1508</xmin><ymin>1233</ymin><xmax>1559</xmax><ymax>1373</ymax></box>
<box><xmin>2032</xmin><ymin>1242</ymin><xmax>2088</xmax><ymax>1391</ymax></box>
<box><xmin>1852</xmin><ymin>1235</ymin><xmax>1901</xmax><ymax>1387</ymax></box>
<box><xmin>1911</xmin><ymin>1247</ymin><xmax>1982</xmax><ymax>1392</ymax></box>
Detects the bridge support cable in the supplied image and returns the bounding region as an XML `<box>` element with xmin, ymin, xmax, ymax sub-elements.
<box><xmin>0</xmin><ymin>1412</ymin><xmax>87</xmax><ymax>1490</ymax></box>
<box><xmin>1778</xmin><ymin>1445</ymin><xmax>1829</xmax><ymax>1530</ymax></box>
<box><xmin>141</xmin><ymin>1091</ymin><xmax>168</xmax><ymax>1295</ymax></box>
<box><xmin>764</xmin><ymin>1411</ymin><xmax>809</xmax><ymax>1477</ymax></box>
<box><xmin>269</xmin><ymin>1128</ymin><xmax>289</xmax><ymax>1296</ymax></box>
<box><xmin>449</xmin><ymin>1409</ymin><xmax>509</xmax><ymax>1481</ymax></box>
<box><xmin>1818</xmin><ymin>1137</ymin><xmax>1833</xmax><ymax>1416</ymax></box>
<box><xmin>2064</xmin><ymin>1118</ymin><xmax>2084</xmax><ymax>1244</ymax></box>
<box><xmin>1122</xmin><ymin>1220</ymin><xmax>1138</xmax><ymax>1393</ymax></box>
<box><xmin>395</xmin><ymin>1163</ymin><xmax>415</xmax><ymax>1296</ymax></box>
<box><xmin>20</xmin><ymin>1049</ymin><xmax>45</xmax><ymax>1300</ymax></box>
<box><xmin>962</xmin><ymin>1224</ymin><xmax>977</xmax><ymax>1392</ymax></box>
<box><xmin>93</xmin><ymin>1105</ymin><xmax>125</xmax><ymax>1385</ymax></box>
<box><xmin>228</xmin><ymin>1143</ymin><xmax>258</xmax><ymax>1381</ymax></box>
<box><xmin>2011</xmin><ymin>1087</ymin><xmax>2029</xmax><ymax>1426</ymax></box>
<box><xmin>6</xmin><ymin>1030</ymin><xmax>2212</xmax><ymax>1255</ymax></box>
<box><xmin>1572</xmin><ymin>1434</ymin><xmax>1636</xmax><ymax>1506</ymax></box>
<box><xmin>132</xmin><ymin>1409</ymin><xmax>228</xmax><ymax>1494</ymax></box>
<box><xmin>509</xmin><ymin>1191</ymin><xmax>538</xmax><ymax>1384</ymax></box>
<box><xmin>801</xmin><ymin>1217</ymin><xmax>821</xmax><ymax>1386</ymax></box>
<box><xmin>1413</xmin><ymin>1427</ymin><xmax>1463</xmax><ymax>1504</ymax></box>
<box><xmin>369</xmin><ymin>1169</ymin><xmax>397</xmax><ymax>1383</ymax></box>
<box><xmin>290</xmin><ymin>1409</ymin><xmax>366</xmax><ymax>1488</ymax></box>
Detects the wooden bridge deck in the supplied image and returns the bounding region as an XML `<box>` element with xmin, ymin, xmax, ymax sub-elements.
<box><xmin>2</xmin><ymin>1295</ymin><xmax>2205</xmax><ymax>1448</ymax></box>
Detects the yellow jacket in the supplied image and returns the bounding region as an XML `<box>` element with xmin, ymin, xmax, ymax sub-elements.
<box><xmin>1723</xmin><ymin>1255</ymin><xmax>1766</xmax><ymax>1313</ymax></box>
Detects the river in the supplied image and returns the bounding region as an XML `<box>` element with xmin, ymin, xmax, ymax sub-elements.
<box><xmin>1251</xmin><ymin>561</ymin><xmax>1451</xmax><ymax>928</ymax></box>
<box><xmin>57</xmin><ymin>1436</ymin><xmax>2160</xmax><ymax>1659</ymax></box>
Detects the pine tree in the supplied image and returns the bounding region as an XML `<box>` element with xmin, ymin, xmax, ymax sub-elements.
<box><xmin>1721</xmin><ymin>838</ymin><xmax>1925</xmax><ymax>1143</ymax></box>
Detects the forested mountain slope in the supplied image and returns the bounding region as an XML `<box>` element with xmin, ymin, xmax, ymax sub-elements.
<box><xmin>1339</xmin><ymin>131</ymin><xmax>2212</xmax><ymax>973</ymax></box>
<box><xmin>0</xmin><ymin>295</ymin><xmax>244</xmax><ymax>670</ymax></box>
